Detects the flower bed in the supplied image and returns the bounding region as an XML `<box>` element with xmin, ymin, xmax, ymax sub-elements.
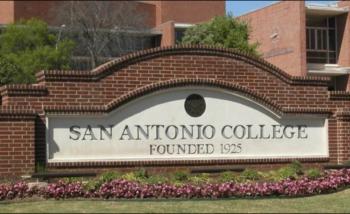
<box><xmin>1</xmin><ymin>169</ymin><xmax>350</xmax><ymax>200</ymax></box>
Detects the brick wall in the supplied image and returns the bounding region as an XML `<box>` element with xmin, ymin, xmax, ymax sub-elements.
<box><xmin>239</xmin><ymin>2</ymin><xmax>307</xmax><ymax>77</ymax></box>
<box><xmin>0</xmin><ymin>110</ymin><xmax>36</xmax><ymax>177</ymax></box>
<box><xmin>337</xmin><ymin>1</ymin><xmax>350</xmax><ymax>68</ymax></box>
<box><xmin>154</xmin><ymin>21</ymin><xmax>175</xmax><ymax>46</ymax></box>
<box><xmin>1</xmin><ymin>46</ymin><xmax>350</xmax><ymax>176</ymax></box>
<box><xmin>11</xmin><ymin>1</ymin><xmax>156</xmax><ymax>27</ymax></box>
<box><xmin>0</xmin><ymin>1</ymin><xmax>224</xmax><ymax>28</ymax></box>
<box><xmin>13</xmin><ymin>1</ymin><xmax>61</xmax><ymax>25</ymax></box>
<box><xmin>0</xmin><ymin>1</ymin><xmax>225</xmax><ymax>50</ymax></box>
<box><xmin>0</xmin><ymin>1</ymin><xmax>14</xmax><ymax>24</ymax></box>
<box><xmin>154</xmin><ymin>1</ymin><xmax>225</xmax><ymax>26</ymax></box>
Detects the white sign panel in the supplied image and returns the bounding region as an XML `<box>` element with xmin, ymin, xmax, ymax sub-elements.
<box><xmin>46</xmin><ymin>87</ymin><xmax>328</xmax><ymax>162</ymax></box>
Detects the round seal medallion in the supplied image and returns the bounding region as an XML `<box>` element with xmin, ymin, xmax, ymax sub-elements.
<box><xmin>184</xmin><ymin>94</ymin><xmax>206</xmax><ymax>117</ymax></box>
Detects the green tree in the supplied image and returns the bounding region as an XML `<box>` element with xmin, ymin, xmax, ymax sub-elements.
<box><xmin>0</xmin><ymin>18</ymin><xmax>74</xmax><ymax>84</ymax></box>
<box><xmin>181</xmin><ymin>15</ymin><xmax>259</xmax><ymax>56</ymax></box>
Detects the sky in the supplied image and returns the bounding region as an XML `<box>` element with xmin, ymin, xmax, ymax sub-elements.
<box><xmin>226</xmin><ymin>1</ymin><xmax>339</xmax><ymax>16</ymax></box>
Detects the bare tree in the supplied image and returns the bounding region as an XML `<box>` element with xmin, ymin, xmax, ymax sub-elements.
<box><xmin>55</xmin><ymin>1</ymin><xmax>150</xmax><ymax>69</ymax></box>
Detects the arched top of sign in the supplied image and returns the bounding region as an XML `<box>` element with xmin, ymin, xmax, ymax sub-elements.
<box><xmin>36</xmin><ymin>46</ymin><xmax>330</xmax><ymax>86</ymax></box>
<box><xmin>107</xmin><ymin>81</ymin><xmax>284</xmax><ymax>120</ymax></box>
<box><xmin>106</xmin><ymin>86</ymin><xmax>282</xmax><ymax>121</ymax></box>
<box><xmin>44</xmin><ymin>79</ymin><xmax>280</xmax><ymax>117</ymax></box>
<box><xmin>44</xmin><ymin>78</ymin><xmax>331</xmax><ymax>117</ymax></box>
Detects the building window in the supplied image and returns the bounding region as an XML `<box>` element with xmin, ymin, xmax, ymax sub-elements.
<box><xmin>175</xmin><ymin>28</ymin><xmax>187</xmax><ymax>44</ymax></box>
<box><xmin>306</xmin><ymin>17</ymin><xmax>337</xmax><ymax>64</ymax></box>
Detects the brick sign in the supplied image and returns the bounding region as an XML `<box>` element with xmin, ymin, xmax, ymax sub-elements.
<box><xmin>47</xmin><ymin>88</ymin><xmax>328</xmax><ymax>162</ymax></box>
<box><xmin>1</xmin><ymin>46</ymin><xmax>350</xmax><ymax>177</ymax></box>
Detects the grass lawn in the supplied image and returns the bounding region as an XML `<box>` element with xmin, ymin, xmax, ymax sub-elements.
<box><xmin>0</xmin><ymin>189</ymin><xmax>349</xmax><ymax>213</ymax></box>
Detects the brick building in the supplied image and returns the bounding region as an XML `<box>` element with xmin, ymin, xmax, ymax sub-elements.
<box><xmin>0</xmin><ymin>1</ymin><xmax>225</xmax><ymax>47</ymax></box>
<box><xmin>239</xmin><ymin>1</ymin><xmax>350</xmax><ymax>91</ymax></box>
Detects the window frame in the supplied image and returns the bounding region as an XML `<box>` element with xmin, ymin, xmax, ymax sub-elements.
<box><xmin>306</xmin><ymin>16</ymin><xmax>338</xmax><ymax>64</ymax></box>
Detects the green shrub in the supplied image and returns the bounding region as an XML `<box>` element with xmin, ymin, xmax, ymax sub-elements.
<box><xmin>277</xmin><ymin>167</ymin><xmax>298</xmax><ymax>180</ymax></box>
<box><xmin>0</xmin><ymin>18</ymin><xmax>74</xmax><ymax>84</ymax></box>
<box><xmin>173</xmin><ymin>171</ymin><xmax>189</xmax><ymax>182</ymax></box>
<box><xmin>84</xmin><ymin>179</ymin><xmax>99</xmax><ymax>191</ymax></box>
<box><xmin>306</xmin><ymin>168</ymin><xmax>322</xmax><ymax>179</ymax></box>
<box><xmin>219</xmin><ymin>171</ymin><xmax>237</xmax><ymax>182</ymax></box>
<box><xmin>62</xmin><ymin>177</ymin><xmax>84</xmax><ymax>183</ymax></box>
<box><xmin>99</xmin><ymin>171</ymin><xmax>122</xmax><ymax>183</ymax></box>
<box><xmin>181</xmin><ymin>15</ymin><xmax>260</xmax><ymax>56</ymax></box>
<box><xmin>289</xmin><ymin>160</ymin><xmax>303</xmax><ymax>175</ymax></box>
<box><xmin>259</xmin><ymin>170</ymin><xmax>280</xmax><ymax>182</ymax></box>
<box><xmin>0</xmin><ymin>57</ymin><xmax>26</xmax><ymax>85</ymax></box>
<box><xmin>344</xmin><ymin>160</ymin><xmax>350</xmax><ymax>166</ymax></box>
<box><xmin>240</xmin><ymin>169</ymin><xmax>261</xmax><ymax>181</ymax></box>
<box><xmin>120</xmin><ymin>169</ymin><xmax>148</xmax><ymax>183</ymax></box>
<box><xmin>134</xmin><ymin>168</ymin><xmax>148</xmax><ymax>179</ymax></box>
<box><xmin>83</xmin><ymin>171</ymin><xmax>123</xmax><ymax>190</ymax></box>
<box><xmin>145</xmin><ymin>175</ymin><xmax>169</xmax><ymax>184</ymax></box>
<box><xmin>121</xmin><ymin>172</ymin><xmax>139</xmax><ymax>182</ymax></box>
<box><xmin>189</xmin><ymin>173</ymin><xmax>212</xmax><ymax>184</ymax></box>
<box><xmin>274</xmin><ymin>161</ymin><xmax>304</xmax><ymax>181</ymax></box>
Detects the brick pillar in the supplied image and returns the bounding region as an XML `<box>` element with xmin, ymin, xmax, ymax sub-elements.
<box><xmin>153</xmin><ymin>20</ymin><xmax>175</xmax><ymax>46</ymax></box>
<box><xmin>328</xmin><ymin>116</ymin><xmax>338</xmax><ymax>163</ymax></box>
<box><xmin>336</xmin><ymin>113</ymin><xmax>350</xmax><ymax>163</ymax></box>
<box><xmin>0</xmin><ymin>112</ymin><xmax>36</xmax><ymax>177</ymax></box>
